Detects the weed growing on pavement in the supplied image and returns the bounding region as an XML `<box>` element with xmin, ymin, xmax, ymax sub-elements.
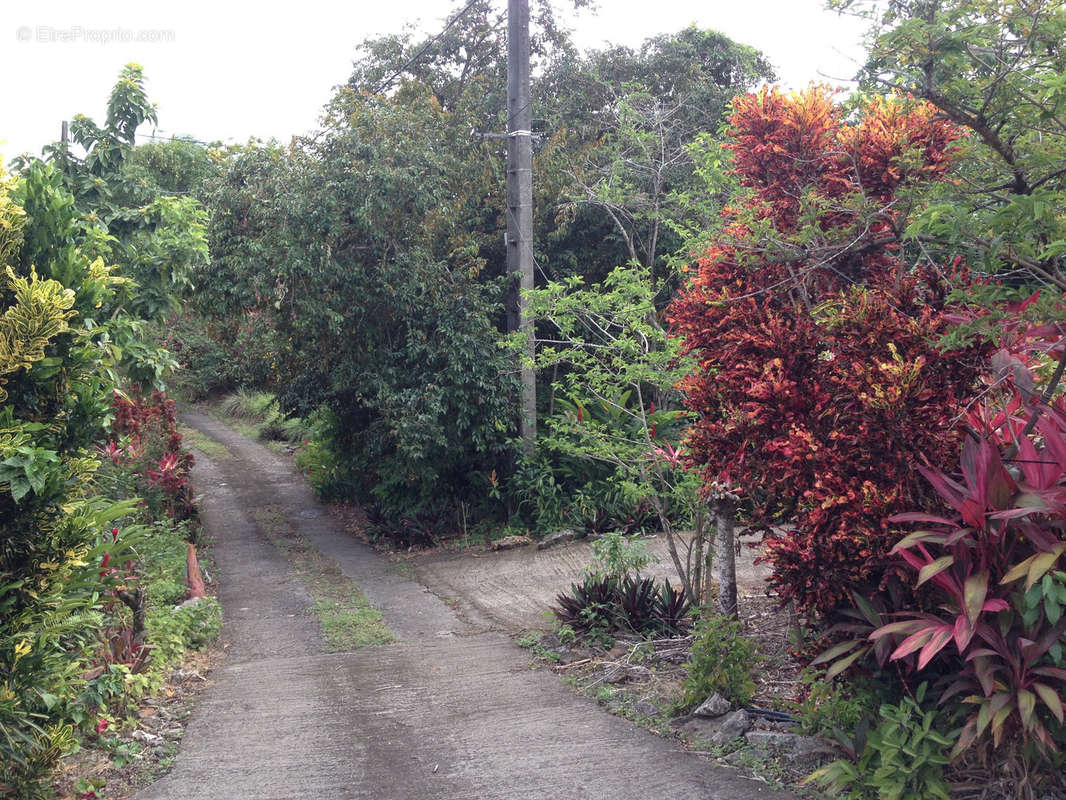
<box><xmin>251</xmin><ymin>507</ymin><xmax>393</xmax><ymax>650</ymax></box>
<box><xmin>176</xmin><ymin>424</ymin><xmax>234</xmax><ymax>461</ymax></box>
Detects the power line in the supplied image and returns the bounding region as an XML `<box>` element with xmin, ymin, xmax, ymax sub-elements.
<box><xmin>371</xmin><ymin>0</ymin><xmax>484</xmax><ymax>96</ymax></box>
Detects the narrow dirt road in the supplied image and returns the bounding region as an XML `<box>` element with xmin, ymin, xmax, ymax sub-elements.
<box><xmin>134</xmin><ymin>412</ymin><xmax>792</xmax><ymax>800</ymax></box>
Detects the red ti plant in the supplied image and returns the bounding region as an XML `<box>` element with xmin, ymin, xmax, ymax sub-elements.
<box><xmin>108</xmin><ymin>388</ymin><xmax>195</xmax><ymax>521</ymax></box>
<box><xmin>871</xmin><ymin>369</ymin><xmax>1066</xmax><ymax>756</ymax></box>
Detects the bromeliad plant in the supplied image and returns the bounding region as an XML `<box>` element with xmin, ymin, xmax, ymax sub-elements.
<box><xmin>552</xmin><ymin>574</ymin><xmax>692</xmax><ymax>638</ymax></box>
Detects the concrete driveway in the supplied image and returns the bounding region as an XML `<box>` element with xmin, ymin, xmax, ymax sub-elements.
<box><xmin>134</xmin><ymin>411</ymin><xmax>793</xmax><ymax>800</ymax></box>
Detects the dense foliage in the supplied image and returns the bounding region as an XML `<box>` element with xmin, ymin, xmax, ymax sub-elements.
<box><xmin>1</xmin><ymin>68</ymin><xmax>213</xmax><ymax>797</ymax></box>
<box><xmin>46</xmin><ymin>64</ymin><xmax>209</xmax><ymax>329</ymax></box>
<box><xmin>0</xmin><ymin>163</ymin><xmax>127</xmax><ymax>794</ymax></box>
<box><xmin>869</xmin><ymin>337</ymin><xmax>1066</xmax><ymax>757</ymax></box>
<box><xmin>106</xmin><ymin>388</ymin><xmax>196</xmax><ymax>523</ymax></box>
<box><xmin>192</xmin><ymin>9</ymin><xmax>772</xmax><ymax>537</ymax></box>
<box><xmin>202</xmin><ymin>88</ymin><xmax>517</xmax><ymax>523</ymax></box>
<box><xmin>517</xmin><ymin>264</ymin><xmax>710</xmax><ymax>600</ymax></box>
<box><xmin>538</xmin><ymin>26</ymin><xmax>775</xmax><ymax>284</ymax></box>
<box><xmin>835</xmin><ymin>0</ymin><xmax>1066</xmax><ymax>290</ymax></box>
<box><xmin>670</xmin><ymin>85</ymin><xmax>989</xmax><ymax>616</ymax></box>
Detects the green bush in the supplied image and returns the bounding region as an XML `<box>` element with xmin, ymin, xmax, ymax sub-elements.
<box><xmin>680</xmin><ymin>613</ymin><xmax>758</xmax><ymax>711</ymax></box>
<box><xmin>294</xmin><ymin>408</ymin><xmax>353</xmax><ymax>501</ymax></box>
<box><xmin>796</xmin><ymin>670</ymin><xmax>883</xmax><ymax>739</ymax></box>
<box><xmin>507</xmin><ymin>453</ymin><xmax>682</xmax><ymax>539</ymax></box>
<box><xmin>0</xmin><ymin>163</ymin><xmax>128</xmax><ymax>797</ymax></box>
<box><xmin>202</xmin><ymin>96</ymin><xmax>519</xmax><ymax>534</ymax></box>
<box><xmin>146</xmin><ymin>597</ymin><xmax>221</xmax><ymax>672</ymax></box>
<box><xmin>218</xmin><ymin>388</ymin><xmax>277</xmax><ymax>420</ymax></box>
<box><xmin>806</xmin><ymin>684</ymin><xmax>955</xmax><ymax>800</ymax></box>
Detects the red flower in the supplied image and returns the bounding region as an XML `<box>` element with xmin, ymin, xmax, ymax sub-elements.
<box><xmin>99</xmin><ymin>553</ymin><xmax>110</xmax><ymax>577</ymax></box>
<box><xmin>95</xmin><ymin>717</ymin><xmax>109</xmax><ymax>733</ymax></box>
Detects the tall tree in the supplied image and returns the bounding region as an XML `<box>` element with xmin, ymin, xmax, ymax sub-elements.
<box><xmin>833</xmin><ymin>0</ymin><xmax>1066</xmax><ymax>290</ymax></box>
<box><xmin>536</xmin><ymin>27</ymin><xmax>775</xmax><ymax>286</ymax></box>
<box><xmin>205</xmin><ymin>86</ymin><xmax>518</xmax><ymax>526</ymax></box>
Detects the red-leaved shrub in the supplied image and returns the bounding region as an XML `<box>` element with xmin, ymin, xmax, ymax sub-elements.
<box><xmin>669</xmin><ymin>86</ymin><xmax>989</xmax><ymax>616</ymax></box>
<box><xmin>108</xmin><ymin>388</ymin><xmax>195</xmax><ymax>521</ymax></box>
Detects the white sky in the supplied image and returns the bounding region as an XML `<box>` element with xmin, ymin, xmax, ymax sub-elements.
<box><xmin>1</xmin><ymin>0</ymin><xmax>871</xmax><ymax>162</ymax></box>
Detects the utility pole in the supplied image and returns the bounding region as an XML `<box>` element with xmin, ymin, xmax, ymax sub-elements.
<box><xmin>507</xmin><ymin>0</ymin><xmax>536</xmax><ymax>453</ymax></box>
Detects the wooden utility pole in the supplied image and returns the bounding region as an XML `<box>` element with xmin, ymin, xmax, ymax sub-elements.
<box><xmin>507</xmin><ymin>0</ymin><xmax>536</xmax><ymax>453</ymax></box>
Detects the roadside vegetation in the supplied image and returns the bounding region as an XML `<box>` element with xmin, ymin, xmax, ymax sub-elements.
<box><xmin>6</xmin><ymin>0</ymin><xmax>1066</xmax><ymax>797</ymax></box>
<box><xmin>1</xmin><ymin>69</ymin><xmax>219</xmax><ymax>799</ymax></box>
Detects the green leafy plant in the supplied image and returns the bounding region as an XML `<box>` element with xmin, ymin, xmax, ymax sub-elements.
<box><xmin>806</xmin><ymin>684</ymin><xmax>955</xmax><ymax>800</ymax></box>
<box><xmin>517</xmin><ymin>263</ymin><xmax>714</xmax><ymax>606</ymax></box>
<box><xmin>680</xmin><ymin>613</ymin><xmax>758</xmax><ymax>711</ymax></box>
<box><xmin>795</xmin><ymin>669</ymin><xmax>883</xmax><ymax>740</ymax></box>
<box><xmin>0</xmin><ymin>163</ymin><xmax>131</xmax><ymax>797</ymax></box>
<box><xmin>585</xmin><ymin>530</ymin><xmax>656</xmax><ymax>584</ymax></box>
<box><xmin>507</xmin><ymin>455</ymin><xmax>567</xmax><ymax>532</ymax></box>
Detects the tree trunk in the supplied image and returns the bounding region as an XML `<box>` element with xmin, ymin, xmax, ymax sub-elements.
<box><xmin>714</xmin><ymin>499</ymin><xmax>738</xmax><ymax>618</ymax></box>
<box><xmin>691</xmin><ymin>511</ymin><xmax>704</xmax><ymax>606</ymax></box>
<box><xmin>116</xmin><ymin>586</ymin><xmax>147</xmax><ymax>644</ymax></box>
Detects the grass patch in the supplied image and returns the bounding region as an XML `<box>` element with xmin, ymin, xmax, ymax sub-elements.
<box><xmin>177</xmin><ymin>423</ymin><xmax>233</xmax><ymax>460</ymax></box>
<box><xmin>250</xmin><ymin>507</ymin><xmax>393</xmax><ymax>650</ymax></box>
<box><xmin>315</xmin><ymin>602</ymin><xmax>394</xmax><ymax>650</ymax></box>
<box><xmin>209</xmin><ymin>390</ymin><xmax>310</xmax><ymax>450</ymax></box>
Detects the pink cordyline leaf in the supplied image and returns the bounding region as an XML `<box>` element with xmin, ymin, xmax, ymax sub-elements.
<box><xmin>1036</xmin><ymin>417</ymin><xmax>1066</xmax><ymax>472</ymax></box>
<box><xmin>918</xmin><ymin>625</ymin><xmax>955</xmax><ymax>670</ymax></box>
<box><xmin>888</xmin><ymin>512</ymin><xmax>960</xmax><ymax>526</ymax></box>
<box><xmin>953</xmin><ymin>614</ymin><xmax>974</xmax><ymax>652</ymax></box>
<box><xmin>917</xmin><ymin>464</ymin><xmax>970</xmax><ymax>518</ymax></box>
<box><xmin>869</xmin><ymin>619</ymin><xmax>927</xmax><ymax>641</ymax></box>
<box><xmin>891</xmin><ymin>626</ymin><xmax>938</xmax><ymax>660</ymax></box>
<box><xmin>1017</xmin><ymin>434</ymin><xmax>1058</xmax><ymax>490</ymax></box>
